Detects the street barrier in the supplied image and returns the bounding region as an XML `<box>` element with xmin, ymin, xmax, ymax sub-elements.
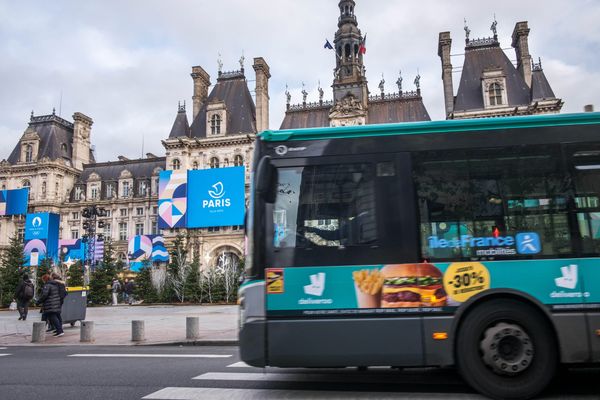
<box><xmin>186</xmin><ymin>316</ymin><xmax>200</xmax><ymax>339</ymax></box>
<box><xmin>31</xmin><ymin>322</ymin><xmax>46</xmax><ymax>343</ymax></box>
<box><xmin>80</xmin><ymin>320</ymin><xmax>94</xmax><ymax>343</ymax></box>
<box><xmin>132</xmin><ymin>320</ymin><xmax>145</xmax><ymax>342</ymax></box>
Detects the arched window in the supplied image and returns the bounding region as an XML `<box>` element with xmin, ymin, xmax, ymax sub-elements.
<box><xmin>172</xmin><ymin>159</ymin><xmax>181</xmax><ymax>170</ymax></box>
<box><xmin>488</xmin><ymin>83</ymin><xmax>503</xmax><ymax>106</ymax></box>
<box><xmin>234</xmin><ymin>155</ymin><xmax>243</xmax><ymax>167</ymax></box>
<box><xmin>210</xmin><ymin>114</ymin><xmax>221</xmax><ymax>135</ymax></box>
<box><xmin>24</xmin><ymin>144</ymin><xmax>33</xmax><ymax>162</ymax></box>
<box><xmin>61</xmin><ymin>143</ymin><xmax>68</xmax><ymax>155</ymax></box>
<box><xmin>210</xmin><ymin>157</ymin><xmax>220</xmax><ymax>169</ymax></box>
<box><xmin>192</xmin><ymin>161</ymin><xmax>198</xmax><ymax>170</ymax></box>
<box><xmin>22</xmin><ymin>179</ymin><xmax>31</xmax><ymax>189</ymax></box>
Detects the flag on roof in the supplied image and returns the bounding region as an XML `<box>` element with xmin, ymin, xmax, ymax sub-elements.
<box><xmin>359</xmin><ymin>34</ymin><xmax>367</xmax><ymax>54</ymax></box>
<box><xmin>324</xmin><ymin>39</ymin><xmax>334</xmax><ymax>50</ymax></box>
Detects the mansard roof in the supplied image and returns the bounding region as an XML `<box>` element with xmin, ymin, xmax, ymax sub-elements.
<box><xmin>168</xmin><ymin>104</ymin><xmax>191</xmax><ymax>138</ymax></box>
<box><xmin>454</xmin><ymin>41</ymin><xmax>531</xmax><ymax>112</ymax></box>
<box><xmin>190</xmin><ymin>70</ymin><xmax>256</xmax><ymax>138</ymax></box>
<box><xmin>78</xmin><ymin>157</ymin><xmax>165</xmax><ymax>183</ymax></box>
<box><xmin>531</xmin><ymin>67</ymin><xmax>556</xmax><ymax>101</ymax></box>
<box><xmin>279</xmin><ymin>93</ymin><xmax>430</xmax><ymax>129</ymax></box>
<box><xmin>6</xmin><ymin>113</ymin><xmax>94</xmax><ymax>165</ymax></box>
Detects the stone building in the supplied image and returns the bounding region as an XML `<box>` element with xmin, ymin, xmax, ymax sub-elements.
<box><xmin>0</xmin><ymin>109</ymin><xmax>166</xmax><ymax>262</ymax></box>
<box><xmin>161</xmin><ymin>56</ymin><xmax>270</xmax><ymax>268</ymax></box>
<box><xmin>281</xmin><ymin>0</ymin><xmax>430</xmax><ymax>129</ymax></box>
<box><xmin>0</xmin><ymin>111</ymin><xmax>94</xmax><ymax>248</ymax></box>
<box><xmin>438</xmin><ymin>20</ymin><xmax>563</xmax><ymax>119</ymax></box>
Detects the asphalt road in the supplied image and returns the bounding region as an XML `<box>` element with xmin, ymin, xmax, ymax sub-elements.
<box><xmin>0</xmin><ymin>345</ymin><xmax>598</xmax><ymax>400</ymax></box>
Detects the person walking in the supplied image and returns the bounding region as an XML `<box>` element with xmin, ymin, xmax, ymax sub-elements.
<box><xmin>51</xmin><ymin>272</ymin><xmax>67</xmax><ymax>329</ymax></box>
<box><xmin>36</xmin><ymin>274</ymin><xmax>64</xmax><ymax>337</ymax></box>
<box><xmin>14</xmin><ymin>273</ymin><xmax>34</xmax><ymax>321</ymax></box>
<box><xmin>124</xmin><ymin>278</ymin><xmax>135</xmax><ymax>305</ymax></box>
<box><xmin>111</xmin><ymin>278</ymin><xmax>121</xmax><ymax>306</ymax></box>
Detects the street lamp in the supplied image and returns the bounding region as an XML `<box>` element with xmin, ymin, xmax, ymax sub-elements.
<box><xmin>81</xmin><ymin>205</ymin><xmax>107</xmax><ymax>269</ymax></box>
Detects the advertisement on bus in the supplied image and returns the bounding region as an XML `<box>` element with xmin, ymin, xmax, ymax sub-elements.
<box><xmin>266</xmin><ymin>259</ymin><xmax>598</xmax><ymax>316</ymax></box>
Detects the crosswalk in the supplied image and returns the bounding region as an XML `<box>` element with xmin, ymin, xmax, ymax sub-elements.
<box><xmin>142</xmin><ymin>361</ymin><xmax>484</xmax><ymax>400</ymax></box>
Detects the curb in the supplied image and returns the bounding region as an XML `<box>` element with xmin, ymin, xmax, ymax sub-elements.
<box><xmin>141</xmin><ymin>339</ymin><xmax>238</xmax><ymax>347</ymax></box>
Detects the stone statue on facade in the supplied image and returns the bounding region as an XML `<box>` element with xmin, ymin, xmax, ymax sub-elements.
<box><xmin>217</xmin><ymin>54</ymin><xmax>223</xmax><ymax>73</ymax></box>
<box><xmin>414</xmin><ymin>73</ymin><xmax>421</xmax><ymax>91</ymax></box>
<box><xmin>285</xmin><ymin>85</ymin><xmax>291</xmax><ymax>106</ymax></box>
<box><xmin>464</xmin><ymin>18</ymin><xmax>471</xmax><ymax>43</ymax></box>
<box><xmin>318</xmin><ymin>81</ymin><xmax>324</xmax><ymax>103</ymax></box>
<box><xmin>301</xmin><ymin>82</ymin><xmax>308</xmax><ymax>104</ymax></box>
<box><xmin>490</xmin><ymin>15</ymin><xmax>498</xmax><ymax>39</ymax></box>
<box><xmin>396</xmin><ymin>70</ymin><xmax>403</xmax><ymax>93</ymax></box>
<box><xmin>378</xmin><ymin>74</ymin><xmax>385</xmax><ymax>96</ymax></box>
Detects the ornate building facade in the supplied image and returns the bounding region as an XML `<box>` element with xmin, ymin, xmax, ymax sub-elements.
<box><xmin>280</xmin><ymin>0</ymin><xmax>430</xmax><ymax>129</ymax></box>
<box><xmin>438</xmin><ymin>20</ymin><xmax>563</xmax><ymax>119</ymax></box>
<box><xmin>0</xmin><ymin>55</ymin><xmax>270</xmax><ymax>269</ymax></box>
<box><xmin>160</xmin><ymin>56</ymin><xmax>270</xmax><ymax>268</ymax></box>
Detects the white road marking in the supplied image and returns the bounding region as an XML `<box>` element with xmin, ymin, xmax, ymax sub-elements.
<box><xmin>0</xmin><ymin>347</ymin><xmax>7</xmax><ymax>350</ymax></box>
<box><xmin>226</xmin><ymin>361</ymin><xmax>252</xmax><ymax>368</ymax></box>
<box><xmin>192</xmin><ymin>371</ymin><xmax>463</xmax><ymax>385</ymax></box>
<box><xmin>0</xmin><ymin>354</ymin><xmax>11</xmax><ymax>357</ymax></box>
<box><xmin>68</xmin><ymin>353</ymin><xmax>232</xmax><ymax>358</ymax></box>
<box><xmin>142</xmin><ymin>387</ymin><xmax>483</xmax><ymax>399</ymax></box>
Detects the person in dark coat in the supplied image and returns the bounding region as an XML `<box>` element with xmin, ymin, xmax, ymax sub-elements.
<box><xmin>36</xmin><ymin>274</ymin><xmax>64</xmax><ymax>336</ymax></box>
<box><xmin>51</xmin><ymin>272</ymin><xmax>67</xmax><ymax>329</ymax></box>
<box><xmin>14</xmin><ymin>273</ymin><xmax>34</xmax><ymax>320</ymax></box>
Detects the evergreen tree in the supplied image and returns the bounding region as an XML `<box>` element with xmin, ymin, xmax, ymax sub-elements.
<box><xmin>67</xmin><ymin>260</ymin><xmax>85</xmax><ymax>287</ymax></box>
<box><xmin>184</xmin><ymin>260</ymin><xmax>202</xmax><ymax>303</ymax></box>
<box><xmin>135</xmin><ymin>259</ymin><xmax>159</xmax><ymax>303</ymax></box>
<box><xmin>0</xmin><ymin>235</ymin><xmax>27</xmax><ymax>307</ymax></box>
<box><xmin>88</xmin><ymin>238</ymin><xmax>117</xmax><ymax>305</ymax></box>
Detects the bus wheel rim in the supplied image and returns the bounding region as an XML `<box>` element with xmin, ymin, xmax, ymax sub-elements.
<box><xmin>480</xmin><ymin>322</ymin><xmax>534</xmax><ymax>376</ymax></box>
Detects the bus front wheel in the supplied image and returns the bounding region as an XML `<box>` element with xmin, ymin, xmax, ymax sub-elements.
<box><xmin>455</xmin><ymin>298</ymin><xmax>557</xmax><ymax>400</ymax></box>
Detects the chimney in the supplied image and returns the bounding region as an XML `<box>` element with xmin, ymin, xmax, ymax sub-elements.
<box><xmin>191</xmin><ymin>66</ymin><xmax>211</xmax><ymax>121</ymax></box>
<box><xmin>72</xmin><ymin>112</ymin><xmax>93</xmax><ymax>170</ymax></box>
<box><xmin>512</xmin><ymin>21</ymin><xmax>533</xmax><ymax>88</ymax></box>
<box><xmin>253</xmin><ymin>57</ymin><xmax>271</xmax><ymax>133</ymax></box>
<box><xmin>584</xmin><ymin>104</ymin><xmax>594</xmax><ymax>112</ymax></box>
<box><xmin>438</xmin><ymin>31</ymin><xmax>454</xmax><ymax>119</ymax></box>
<box><xmin>118</xmin><ymin>155</ymin><xmax>129</xmax><ymax>162</ymax></box>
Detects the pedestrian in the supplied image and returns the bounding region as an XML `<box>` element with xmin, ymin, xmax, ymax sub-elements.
<box><xmin>14</xmin><ymin>273</ymin><xmax>35</xmax><ymax>321</ymax></box>
<box><xmin>124</xmin><ymin>278</ymin><xmax>135</xmax><ymax>305</ymax></box>
<box><xmin>51</xmin><ymin>272</ymin><xmax>67</xmax><ymax>329</ymax></box>
<box><xmin>123</xmin><ymin>278</ymin><xmax>129</xmax><ymax>304</ymax></box>
<box><xmin>36</xmin><ymin>274</ymin><xmax>64</xmax><ymax>337</ymax></box>
<box><xmin>111</xmin><ymin>278</ymin><xmax>121</xmax><ymax>306</ymax></box>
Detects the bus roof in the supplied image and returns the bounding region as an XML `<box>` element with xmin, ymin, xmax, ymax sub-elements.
<box><xmin>259</xmin><ymin>112</ymin><xmax>600</xmax><ymax>142</ymax></box>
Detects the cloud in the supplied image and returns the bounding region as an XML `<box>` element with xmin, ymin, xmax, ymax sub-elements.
<box><xmin>1</xmin><ymin>0</ymin><xmax>599</xmax><ymax>162</ymax></box>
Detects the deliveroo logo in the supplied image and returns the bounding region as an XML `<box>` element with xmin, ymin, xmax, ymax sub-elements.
<box><xmin>516</xmin><ymin>232</ymin><xmax>541</xmax><ymax>254</ymax></box>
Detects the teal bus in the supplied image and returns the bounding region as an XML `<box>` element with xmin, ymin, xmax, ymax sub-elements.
<box><xmin>238</xmin><ymin>112</ymin><xmax>600</xmax><ymax>399</ymax></box>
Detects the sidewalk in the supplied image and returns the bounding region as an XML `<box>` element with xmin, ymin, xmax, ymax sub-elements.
<box><xmin>0</xmin><ymin>304</ymin><xmax>238</xmax><ymax>346</ymax></box>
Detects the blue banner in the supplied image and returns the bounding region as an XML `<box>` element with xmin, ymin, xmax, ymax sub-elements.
<box><xmin>24</xmin><ymin>212</ymin><xmax>60</xmax><ymax>266</ymax></box>
<box><xmin>187</xmin><ymin>167</ymin><xmax>245</xmax><ymax>228</ymax></box>
<box><xmin>0</xmin><ymin>188</ymin><xmax>29</xmax><ymax>216</ymax></box>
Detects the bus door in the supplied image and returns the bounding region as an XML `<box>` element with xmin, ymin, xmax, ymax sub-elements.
<box><xmin>265</xmin><ymin>152</ymin><xmax>426</xmax><ymax>367</ymax></box>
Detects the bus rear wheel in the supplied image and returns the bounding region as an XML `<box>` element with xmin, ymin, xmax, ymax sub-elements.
<box><xmin>456</xmin><ymin>299</ymin><xmax>557</xmax><ymax>400</ymax></box>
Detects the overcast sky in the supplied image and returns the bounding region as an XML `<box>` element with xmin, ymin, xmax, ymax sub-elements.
<box><xmin>1</xmin><ymin>0</ymin><xmax>599</xmax><ymax>162</ymax></box>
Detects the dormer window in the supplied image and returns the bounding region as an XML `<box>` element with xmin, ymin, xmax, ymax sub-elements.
<box><xmin>481</xmin><ymin>69</ymin><xmax>507</xmax><ymax>110</ymax></box>
<box><xmin>106</xmin><ymin>183</ymin><xmax>115</xmax><ymax>199</ymax></box>
<box><xmin>122</xmin><ymin>181</ymin><xmax>131</xmax><ymax>197</ymax></box>
<box><xmin>74</xmin><ymin>186</ymin><xmax>83</xmax><ymax>201</ymax></box>
<box><xmin>210</xmin><ymin>157</ymin><xmax>220</xmax><ymax>169</ymax></box>
<box><xmin>172</xmin><ymin>159</ymin><xmax>181</xmax><ymax>170</ymax></box>
<box><xmin>207</xmin><ymin>102</ymin><xmax>227</xmax><ymax>136</ymax></box>
<box><xmin>210</xmin><ymin>114</ymin><xmax>221</xmax><ymax>135</ymax></box>
<box><xmin>139</xmin><ymin>181</ymin><xmax>148</xmax><ymax>196</ymax></box>
<box><xmin>488</xmin><ymin>83</ymin><xmax>503</xmax><ymax>106</ymax></box>
<box><xmin>24</xmin><ymin>144</ymin><xmax>33</xmax><ymax>162</ymax></box>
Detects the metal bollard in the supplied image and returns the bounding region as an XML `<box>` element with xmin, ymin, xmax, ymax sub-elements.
<box><xmin>31</xmin><ymin>322</ymin><xmax>46</xmax><ymax>343</ymax></box>
<box><xmin>186</xmin><ymin>316</ymin><xmax>200</xmax><ymax>340</ymax></box>
<box><xmin>80</xmin><ymin>321</ymin><xmax>95</xmax><ymax>343</ymax></box>
<box><xmin>132</xmin><ymin>320</ymin><xmax>145</xmax><ymax>342</ymax></box>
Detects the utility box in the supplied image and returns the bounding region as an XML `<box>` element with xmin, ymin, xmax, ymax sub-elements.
<box><xmin>61</xmin><ymin>286</ymin><xmax>88</xmax><ymax>326</ymax></box>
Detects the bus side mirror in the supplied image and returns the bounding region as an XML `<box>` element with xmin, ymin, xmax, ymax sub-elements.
<box><xmin>256</xmin><ymin>156</ymin><xmax>277</xmax><ymax>203</ymax></box>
